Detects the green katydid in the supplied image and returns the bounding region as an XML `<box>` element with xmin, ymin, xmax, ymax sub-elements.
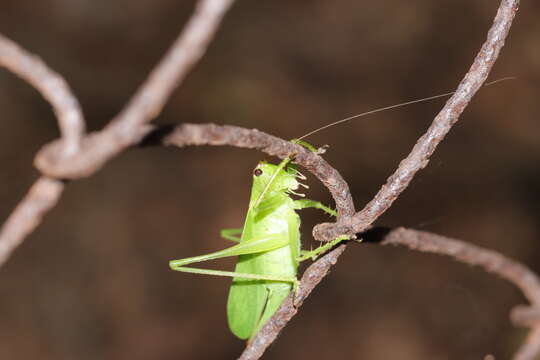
<box><xmin>169</xmin><ymin>77</ymin><xmax>513</xmax><ymax>340</ymax></box>
<box><xmin>170</xmin><ymin>153</ymin><xmax>346</xmax><ymax>340</ymax></box>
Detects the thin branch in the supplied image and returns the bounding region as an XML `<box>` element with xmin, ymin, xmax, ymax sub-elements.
<box><xmin>0</xmin><ymin>177</ymin><xmax>64</xmax><ymax>267</ymax></box>
<box><xmin>512</xmin><ymin>306</ymin><xmax>540</xmax><ymax>327</ymax></box>
<box><xmin>374</xmin><ymin>228</ymin><xmax>540</xmax><ymax>304</ymax></box>
<box><xmin>160</xmin><ymin>123</ymin><xmax>355</xmax><ymax>217</ymax></box>
<box><xmin>514</xmin><ymin>327</ymin><xmax>540</xmax><ymax>360</ymax></box>
<box><xmin>351</xmin><ymin>0</ymin><xmax>519</xmax><ymax>230</ymax></box>
<box><xmin>35</xmin><ymin>0</ymin><xmax>236</xmax><ymax>179</ymax></box>
<box><xmin>369</xmin><ymin>227</ymin><xmax>540</xmax><ymax>360</ymax></box>
<box><xmin>0</xmin><ymin>34</ymin><xmax>84</xmax><ymax>155</ymax></box>
<box><xmin>0</xmin><ymin>34</ymin><xmax>83</xmax><ymax>265</ymax></box>
<box><xmin>313</xmin><ymin>0</ymin><xmax>520</xmax><ymax>243</ymax></box>
<box><xmin>107</xmin><ymin>0</ymin><xmax>236</xmax><ymax>135</ymax></box>
<box><xmin>238</xmin><ymin>245</ymin><xmax>346</xmax><ymax>360</ymax></box>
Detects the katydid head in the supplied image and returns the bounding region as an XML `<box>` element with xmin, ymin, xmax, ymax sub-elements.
<box><xmin>250</xmin><ymin>160</ymin><xmax>308</xmax><ymax>210</ymax></box>
<box><xmin>253</xmin><ymin>161</ymin><xmax>300</xmax><ymax>194</ymax></box>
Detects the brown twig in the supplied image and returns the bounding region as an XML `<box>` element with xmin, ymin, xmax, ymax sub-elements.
<box><xmin>238</xmin><ymin>245</ymin><xmax>347</xmax><ymax>360</ymax></box>
<box><xmin>0</xmin><ymin>34</ymin><xmax>84</xmax><ymax>155</ymax></box>
<box><xmin>34</xmin><ymin>0</ymin><xmax>236</xmax><ymax>179</ymax></box>
<box><xmin>377</xmin><ymin>228</ymin><xmax>540</xmax><ymax>304</ymax></box>
<box><xmin>0</xmin><ymin>34</ymin><xmax>81</xmax><ymax>266</ymax></box>
<box><xmin>312</xmin><ymin>0</ymin><xmax>520</xmax><ymax>243</ymax></box>
<box><xmin>371</xmin><ymin>227</ymin><xmax>540</xmax><ymax>360</ymax></box>
<box><xmin>161</xmin><ymin>123</ymin><xmax>355</xmax><ymax>217</ymax></box>
<box><xmin>376</xmin><ymin>228</ymin><xmax>540</xmax><ymax>304</ymax></box>
<box><xmin>0</xmin><ymin>177</ymin><xmax>64</xmax><ymax>267</ymax></box>
<box><xmin>350</xmin><ymin>0</ymin><xmax>519</xmax><ymax>231</ymax></box>
<box><xmin>514</xmin><ymin>327</ymin><xmax>540</xmax><ymax>360</ymax></box>
<box><xmin>512</xmin><ymin>306</ymin><xmax>540</xmax><ymax>327</ymax></box>
<box><xmin>106</xmin><ymin>0</ymin><xmax>235</xmax><ymax>135</ymax></box>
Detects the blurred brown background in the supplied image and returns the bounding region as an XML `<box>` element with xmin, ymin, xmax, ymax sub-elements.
<box><xmin>0</xmin><ymin>1</ymin><xmax>539</xmax><ymax>359</ymax></box>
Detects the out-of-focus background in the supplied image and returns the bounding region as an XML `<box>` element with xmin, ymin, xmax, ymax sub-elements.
<box><xmin>0</xmin><ymin>1</ymin><xmax>539</xmax><ymax>359</ymax></box>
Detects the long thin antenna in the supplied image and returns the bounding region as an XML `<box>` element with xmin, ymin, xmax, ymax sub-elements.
<box><xmin>295</xmin><ymin>77</ymin><xmax>515</xmax><ymax>141</ymax></box>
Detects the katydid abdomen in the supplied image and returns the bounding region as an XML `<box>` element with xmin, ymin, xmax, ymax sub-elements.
<box><xmin>227</xmin><ymin>193</ymin><xmax>300</xmax><ymax>340</ymax></box>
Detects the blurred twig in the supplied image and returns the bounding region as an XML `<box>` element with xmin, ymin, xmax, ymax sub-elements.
<box><xmin>34</xmin><ymin>0</ymin><xmax>236</xmax><ymax>179</ymax></box>
<box><xmin>0</xmin><ymin>177</ymin><xmax>64</xmax><ymax>267</ymax></box>
<box><xmin>0</xmin><ymin>34</ymin><xmax>84</xmax><ymax>155</ymax></box>
<box><xmin>0</xmin><ymin>0</ymin><xmax>235</xmax><ymax>266</ymax></box>
<box><xmin>313</xmin><ymin>0</ymin><xmax>521</xmax><ymax>243</ymax></box>
<box><xmin>376</xmin><ymin>227</ymin><xmax>540</xmax><ymax>360</ymax></box>
<box><xmin>106</xmin><ymin>0</ymin><xmax>236</xmax><ymax>135</ymax></box>
<box><xmin>377</xmin><ymin>228</ymin><xmax>540</xmax><ymax>305</ymax></box>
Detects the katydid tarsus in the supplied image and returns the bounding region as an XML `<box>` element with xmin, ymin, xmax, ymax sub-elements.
<box><xmin>169</xmin><ymin>77</ymin><xmax>513</xmax><ymax>340</ymax></box>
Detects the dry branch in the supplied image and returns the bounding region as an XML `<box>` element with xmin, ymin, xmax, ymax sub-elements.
<box><xmin>0</xmin><ymin>34</ymin><xmax>84</xmax><ymax>155</ymax></box>
<box><xmin>376</xmin><ymin>227</ymin><xmax>540</xmax><ymax>304</ymax></box>
<box><xmin>35</xmin><ymin>0</ymin><xmax>236</xmax><ymax>179</ymax></box>
<box><xmin>105</xmin><ymin>0</ymin><xmax>236</xmax><ymax>135</ymax></box>
<box><xmin>161</xmin><ymin>123</ymin><xmax>355</xmax><ymax>217</ymax></box>
<box><xmin>313</xmin><ymin>0</ymin><xmax>520</xmax><ymax>243</ymax></box>
<box><xmin>0</xmin><ymin>177</ymin><xmax>64</xmax><ymax>267</ymax></box>
<box><xmin>370</xmin><ymin>227</ymin><xmax>540</xmax><ymax>360</ymax></box>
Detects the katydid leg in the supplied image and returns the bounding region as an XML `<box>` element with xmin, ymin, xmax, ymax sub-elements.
<box><xmin>220</xmin><ymin>228</ymin><xmax>242</xmax><ymax>242</ymax></box>
<box><xmin>298</xmin><ymin>235</ymin><xmax>349</xmax><ymax>262</ymax></box>
<box><xmin>169</xmin><ymin>234</ymin><xmax>298</xmax><ymax>285</ymax></box>
<box><xmin>294</xmin><ymin>199</ymin><xmax>337</xmax><ymax>217</ymax></box>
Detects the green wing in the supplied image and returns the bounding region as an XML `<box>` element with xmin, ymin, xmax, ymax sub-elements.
<box><xmin>227</xmin><ymin>159</ymin><xmax>300</xmax><ymax>340</ymax></box>
<box><xmin>226</xmin><ymin>246</ymin><xmax>295</xmax><ymax>340</ymax></box>
<box><xmin>227</xmin><ymin>212</ymin><xmax>299</xmax><ymax>339</ymax></box>
<box><xmin>226</xmin><ymin>251</ymin><xmax>269</xmax><ymax>339</ymax></box>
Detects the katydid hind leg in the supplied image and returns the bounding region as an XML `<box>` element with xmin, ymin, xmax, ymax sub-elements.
<box><xmin>169</xmin><ymin>234</ymin><xmax>297</xmax><ymax>283</ymax></box>
<box><xmin>170</xmin><ymin>234</ymin><xmax>287</xmax><ymax>268</ymax></box>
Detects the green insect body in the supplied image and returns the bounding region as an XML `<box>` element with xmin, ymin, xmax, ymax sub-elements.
<box><xmin>169</xmin><ymin>157</ymin><xmax>344</xmax><ymax>340</ymax></box>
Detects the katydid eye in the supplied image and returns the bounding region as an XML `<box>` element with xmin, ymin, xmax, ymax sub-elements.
<box><xmin>254</xmin><ymin>168</ymin><xmax>263</xmax><ymax>176</ymax></box>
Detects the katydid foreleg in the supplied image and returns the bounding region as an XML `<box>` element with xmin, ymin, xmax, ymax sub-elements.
<box><xmin>294</xmin><ymin>198</ymin><xmax>337</xmax><ymax>217</ymax></box>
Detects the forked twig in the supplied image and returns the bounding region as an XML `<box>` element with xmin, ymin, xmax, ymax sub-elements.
<box><xmin>33</xmin><ymin>0</ymin><xmax>236</xmax><ymax>180</ymax></box>
<box><xmin>106</xmin><ymin>0</ymin><xmax>236</xmax><ymax>135</ymax></box>
<box><xmin>313</xmin><ymin>0</ymin><xmax>520</xmax><ymax>243</ymax></box>
<box><xmin>0</xmin><ymin>0</ymin><xmax>236</xmax><ymax>265</ymax></box>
